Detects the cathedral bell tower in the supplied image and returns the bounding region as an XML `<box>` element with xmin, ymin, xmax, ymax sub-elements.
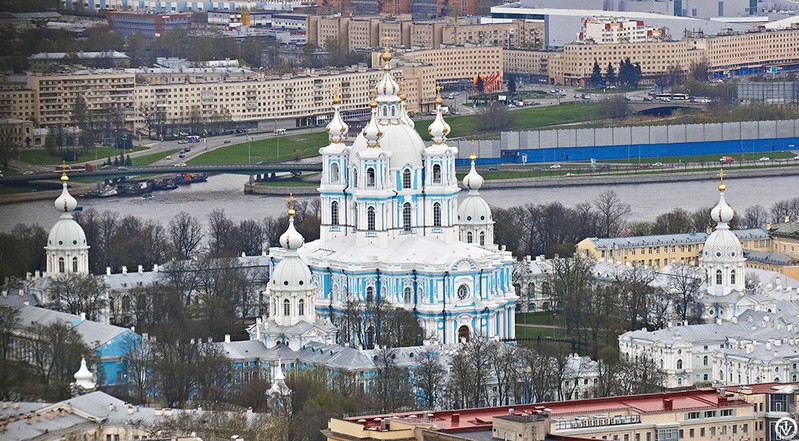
<box><xmin>319</xmin><ymin>87</ymin><xmax>351</xmax><ymax>242</ymax></box>
<box><xmin>423</xmin><ymin>88</ymin><xmax>459</xmax><ymax>244</ymax></box>
<box><xmin>46</xmin><ymin>164</ymin><xmax>89</xmax><ymax>275</ymax></box>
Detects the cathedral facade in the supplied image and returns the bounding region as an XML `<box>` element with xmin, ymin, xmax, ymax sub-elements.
<box><xmin>266</xmin><ymin>49</ymin><xmax>517</xmax><ymax>347</ymax></box>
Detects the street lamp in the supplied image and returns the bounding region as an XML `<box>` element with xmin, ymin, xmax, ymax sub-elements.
<box><xmin>247</xmin><ymin>131</ymin><xmax>251</xmax><ymax>166</ymax></box>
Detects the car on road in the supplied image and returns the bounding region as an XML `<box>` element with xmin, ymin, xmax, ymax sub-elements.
<box><xmin>117</xmin><ymin>166</ymin><xmax>128</xmax><ymax>171</ymax></box>
<box><xmin>100</xmin><ymin>164</ymin><xmax>110</xmax><ymax>169</ymax></box>
<box><xmin>550</xmin><ymin>163</ymin><xmax>561</xmax><ymax>169</ymax></box>
<box><xmin>165</xmin><ymin>155</ymin><xmax>172</xmax><ymax>160</ymax></box>
<box><xmin>175</xmin><ymin>163</ymin><xmax>187</xmax><ymax>167</ymax></box>
<box><xmin>256</xmin><ymin>161</ymin><xmax>271</xmax><ymax>165</ymax></box>
<box><xmin>643</xmin><ymin>96</ymin><xmax>653</xmax><ymax>102</ymax></box>
<box><xmin>22</xmin><ymin>170</ymin><xmax>34</xmax><ymax>175</ymax></box>
<box><xmin>488</xmin><ymin>167</ymin><xmax>499</xmax><ymax>171</ymax></box>
<box><xmin>719</xmin><ymin>156</ymin><xmax>735</xmax><ymax>163</ymax></box>
<box><xmin>639</xmin><ymin>163</ymin><xmax>650</xmax><ymax>169</ymax></box>
<box><xmin>794</xmin><ymin>156</ymin><xmax>799</xmax><ymax>160</ymax></box>
<box><xmin>758</xmin><ymin>157</ymin><xmax>771</xmax><ymax>161</ymax></box>
<box><xmin>178</xmin><ymin>140</ymin><xmax>187</xmax><ymax>144</ymax></box>
<box><xmin>652</xmin><ymin>162</ymin><xmax>663</xmax><ymax>167</ymax></box>
<box><xmin>224</xmin><ymin>140</ymin><xmax>231</xmax><ymax>144</ymax></box>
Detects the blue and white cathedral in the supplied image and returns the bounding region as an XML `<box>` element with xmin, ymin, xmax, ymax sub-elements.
<box><xmin>263</xmin><ymin>48</ymin><xmax>518</xmax><ymax>347</ymax></box>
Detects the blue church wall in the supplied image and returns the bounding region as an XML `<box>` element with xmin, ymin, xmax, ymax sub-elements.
<box><xmin>500</xmin><ymin>137</ymin><xmax>798</xmax><ymax>164</ymax></box>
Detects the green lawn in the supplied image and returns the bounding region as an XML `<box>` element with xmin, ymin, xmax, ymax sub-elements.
<box><xmin>516</xmin><ymin>311</ymin><xmax>559</xmax><ymax>326</ymax></box>
<box><xmin>189</xmin><ymin>132</ymin><xmax>329</xmax><ymax>164</ymax></box>
<box><xmin>133</xmin><ymin>148</ymin><xmax>182</xmax><ymax>166</ymax></box>
<box><xmin>17</xmin><ymin>146</ymin><xmax>148</xmax><ymax>166</ymax></box>
<box><xmin>604</xmin><ymin>150</ymin><xmax>797</xmax><ymax>165</ymax></box>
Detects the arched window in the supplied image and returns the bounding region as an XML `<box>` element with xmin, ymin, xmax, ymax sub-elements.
<box><xmin>404</xmin><ymin>286</ymin><xmax>412</xmax><ymax>304</ymax></box>
<box><xmin>366</xmin><ymin>286</ymin><xmax>374</xmax><ymax>304</ymax></box>
<box><xmin>330</xmin><ymin>162</ymin><xmax>339</xmax><ymax>183</ymax></box>
<box><xmin>58</xmin><ymin>257</ymin><xmax>65</xmax><ymax>273</ymax></box>
<box><xmin>331</xmin><ymin>201</ymin><xmax>339</xmax><ymax>226</ymax></box>
<box><xmin>367</xmin><ymin>206</ymin><xmax>376</xmax><ymax>231</ymax></box>
<box><xmin>403</xmin><ymin>203</ymin><xmax>412</xmax><ymax>232</ymax></box>
<box><xmin>715</xmin><ymin>269</ymin><xmax>722</xmax><ymax>285</ymax></box>
<box><xmin>433</xmin><ymin>202</ymin><xmax>441</xmax><ymax>227</ymax></box>
<box><xmin>283</xmin><ymin>299</ymin><xmax>290</xmax><ymax>316</ymax></box>
<box><xmin>432</xmin><ymin>164</ymin><xmax>441</xmax><ymax>184</ymax></box>
<box><xmin>466</xmin><ymin>232</ymin><xmax>473</xmax><ymax>243</ymax></box>
<box><xmin>366</xmin><ymin>167</ymin><xmax>375</xmax><ymax>188</ymax></box>
<box><xmin>479</xmin><ymin>231</ymin><xmax>485</xmax><ymax>246</ymax></box>
<box><xmin>366</xmin><ymin>326</ymin><xmax>375</xmax><ymax>349</ymax></box>
<box><xmin>703</xmin><ymin>355</ymin><xmax>708</xmax><ymax>366</ymax></box>
<box><xmin>677</xmin><ymin>359</ymin><xmax>683</xmax><ymax>370</ymax></box>
<box><xmin>298</xmin><ymin>299</ymin><xmax>305</xmax><ymax>316</ymax></box>
<box><xmin>402</xmin><ymin>168</ymin><xmax>412</xmax><ymax>189</ymax></box>
<box><xmin>730</xmin><ymin>269</ymin><xmax>736</xmax><ymax>285</ymax></box>
<box><xmin>352</xmin><ymin>168</ymin><xmax>358</xmax><ymax>188</ymax></box>
<box><xmin>72</xmin><ymin>256</ymin><xmax>78</xmax><ymax>272</ymax></box>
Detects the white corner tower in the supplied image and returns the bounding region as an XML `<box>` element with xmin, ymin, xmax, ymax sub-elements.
<box><xmin>46</xmin><ymin>164</ymin><xmax>89</xmax><ymax>276</ymax></box>
<box><xmin>319</xmin><ymin>87</ymin><xmax>351</xmax><ymax>242</ymax></box>
<box><xmin>72</xmin><ymin>356</ymin><xmax>96</xmax><ymax>394</ymax></box>
<box><xmin>700</xmin><ymin>170</ymin><xmax>745</xmax><ymax>297</ymax></box>
<box><xmin>458</xmin><ymin>152</ymin><xmax>494</xmax><ymax>249</ymax></box>
<box><xmin>423</xmin><ymin>88</ymin><xmax>460</xmax><ymax>244</ymax></box>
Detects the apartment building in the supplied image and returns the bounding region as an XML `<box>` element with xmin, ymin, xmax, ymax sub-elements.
<box><xmin>550</xmin><ymin>27</ymin><xmax>799</xmax><ymax>86</ymax></box>
<box><xmin>106</xmin><ymin>12</ymin><xmax>192</xmax><ymax>38</ymax></box>
<box><xmin>576</xmin><ymin>229</ymin><xmax>771</xmax><ymax>269</ymax></box>
<box><xmin>579</xmin><ymin>17</ymin><xmax>666</xmax><ymax>44</ymax></box>
<box><xmin>60</xmin><ymin>0</ymin><xmax>305</xmax><ymax>12</ymax></box>
<box><xmin>504</xmin><ymin>49</ymin><xmax>553</xmax><ymax>75</ymax></box>
<box><xmin>0</xmin><ymin>118</ymin><xmax>34</xmax><ymax>150</ymax></box>
<box><xmin>307</xmin><ymin>15</ymin><xmax>544</xmax><ymax>51</ymax></box>
<box><xmin>325</xmin><ymin>384</ymin><xmax>792</xmax><ymax>441</ymax></box>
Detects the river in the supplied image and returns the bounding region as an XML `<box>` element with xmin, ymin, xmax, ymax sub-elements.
<box><xmin>0</xmin><ymin>173</ymin><xmax>794</xmax><ymax>232</ymax></box>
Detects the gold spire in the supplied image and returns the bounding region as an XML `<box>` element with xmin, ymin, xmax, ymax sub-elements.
<box><xmin>469</xmin><ymin>151</ymin><xmax>476</xmax><ymax>161</ymax></box>
<box><xmin>287</xmin><ymin>193</ymin><xmax>296</xmax><ymax>218</ymax></box>
<box><xmin>381</xmin><ymin>35</ymin><xmax>392</xmax><ymax>63</ymax></box>
<box><xmin>399</xmin><ymin>81</ymin><xmax>406</xmax><ymax>101</ymax></box>
<box><xmin>332</xmin><ymin>85</ymin><xmax>341</xmax><ymax>105</ymax></box>
<box><xmin>435</xmin><ymin>83</ymin><xmax>443</xmax><ymax>106</ymax></box>
<box><xmin>60</xmin><ymin>161</ymin><xmax>69</xmax><ymax>182</ymax></box>
<box><xmin>717</xmin><ymin>169</ymin><xmax>726</xmax><ymax>193</ymax></box>
<box><xmin>369</xmin><ymin>88</ymin><xmax>378</xmax><ymax>108</ymax></box>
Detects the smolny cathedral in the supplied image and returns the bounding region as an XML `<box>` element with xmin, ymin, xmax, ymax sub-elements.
<box><xmin>255</xmin><ymin>48</ymin><xmax>519</xmax><ymax>350</ymax></box>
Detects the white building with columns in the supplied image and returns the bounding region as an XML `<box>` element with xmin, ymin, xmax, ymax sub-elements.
<box><xmin>45</xmin><ymin>168</ymin><xmax>90</xmax><ymax>276</ymax></box>
<box><xmin>265</xmin><ymin>48</ymin><xmax>518</xmax><ymax>348</ymax></box>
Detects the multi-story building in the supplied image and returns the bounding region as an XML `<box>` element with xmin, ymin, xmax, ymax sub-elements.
<box><xmin>0</xmin><ymin>118</ymin><xmax>34</xmax><ymax>150</ymax></box>
<box><xmin>443</xmin><ymin>19</ymin><xmax>544</xmax><ymax>49</ymax></box>
<box><xmin>107</xmin><ymin>12</ymin><xmax>192</xmax><ymax>37</ymax></box>
<box><xmin>504</xmin><ymin>49</ymin><xmax>553</xmax><ymax>76</ymax></box>
<box><xmin>576</xmin><ymin>229</ymin><xmax>771</xmax><ymax>269</ymax></box>
<box><xmin>60</xmin><ymin>0</ymin><xmax>304</xmax><ymax>13</ymax></box>
<box><xmin>28</xmin><ymin>51</ymin><xmax>131</xmax><ymax>72</ymax></box>
<box><xmin>578</xmin><ymin>17</ymin><xmax>666</xmax><ymax>44</ymax></box>
<box><xmin>550</xmin><ymin>27</ymin><xmax>799</xmax><ymax>86</ymax></box>
<box><xmin>325</xmin><ymin>383</ymin><xmax>793</xmax><ymax>441</ymax></box>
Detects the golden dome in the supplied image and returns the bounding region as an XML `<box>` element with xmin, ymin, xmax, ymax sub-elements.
<box><xmin>382</xmin><ymin>46</ymin><xmax>392</xmax><ymax>63</ymax></box>
<box><xmin>287</xmin><ymin>193</ymin><xmax>296</xmax><ymax>218</ymax></box>
<box><xmin>718</xmin><ymin>169</ymin><xmax>726</xmax><ymax>192</ymax></box>
<box><xmin>469</xmin><ymin>151</ymin><xmax>476</xmax><ymax>161</ymax></box>
<box><xmin>435</xmin><ymin>94</ymin><xmax>443</xmax><ymax>106</ymax></box>
<box><xmin>59</xmin><ymin>161</ymin><xmax>69</xmax><ymax>182</ymax></box>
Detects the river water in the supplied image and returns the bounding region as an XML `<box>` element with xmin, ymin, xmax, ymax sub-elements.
<box><xmin>0</xmin><ymin>173</ymin><xmax>793</xmax><ymax>232</ymax></box>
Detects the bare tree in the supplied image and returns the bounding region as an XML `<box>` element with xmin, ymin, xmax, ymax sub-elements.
<box><xmin>667</xmin><ymin>265</ymin><xmax>703</xmax><ymax>325</ymax></box>
<box><xmin>371</xmin><ymin>348</ymin><xmax>414</xmax><ymax>413</ymax></box>
<box><xmin>413</xmin><ymin>350</ymin><xmax>445</xmax><ymax>409</ymax></box>
<box><xmin>742</xmin><ymin>205</ymin><xmax>768</xmax><ymax>229</ymax></box>
<box><xmin>0</xmin><ymin>306</ymin><xmax>20</xmax><ymax>400</ymax></box>
<box><xmin>208</xmin><ymin>209</ymin><xmax>236</xmax><ymax>257</ymax></box>
<box><xmin>46</xmin><ymin>274</ymin><xmax>107</xmax><ymax>321</ymax></box>
<box><xmin>612</xmin><ymin>265</ymin><xmax>658</xmax><ymax>331</ymax></box>
<box><xmin>488</xmin><ymin>342</ymin><xmax>517</xmax><ymax>406</ymax></box>
<box><xmin>123</xmin><ymin>335</ymin><xmax>153</xmax><ymax>403</ymax></box>
<box><xmin>26</xmin><ymin>320</ymin><xmax>96</xmax><ymax>400</ymax></box>
<box><xmin>593</xmin><ymin>190</ymin><xmax>631</xmax><ymax>238</ymax></box>
<box><xmin>168</xmin><ymin>211</ymin><xmax>204</xmax><ymax>260</ymax></box>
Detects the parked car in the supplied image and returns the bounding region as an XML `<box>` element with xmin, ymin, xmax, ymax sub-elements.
<box><xmin>165</xmin><ymin>155</ymin><xmax>172</xmax><ymax>160</ymax></box>
<box><xmin>488</xmin><ymin>167</ymin><xmax>499</xmax><ymax>171</ymax></box>
<box><xmin>224</xmin><ymin>140</ymin><xmax>231</xmax><ymax>144</ymax></box>
<box><xmin>652</xmin><ymin>162</ymin><xmax>663</xmax><ymax>167</ymax></box>
<box><xmin>550</xmin><ymin>163</ymin><xmax>562</xmax><ymax>169</ymax></box>
<box><xmin>174</xmin><ymin>163</ymin><xmax>187</xmax><ymax>167</ymax></box>
<box><xmin>758</xmin><ymin>157</ymin><xmax>771</xmax><ymax>161</ymax></box>
<box><xmin>117</xmin><ymin>166</ymin><xmax>128</xmax><ymax>171</ymax></box>
<box><xmin>719</xmin><ymin>156</ymin><xmax>735</xmax><ymax>163</ymax></box>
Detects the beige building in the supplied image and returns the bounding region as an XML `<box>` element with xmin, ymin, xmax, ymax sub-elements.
<box><xmin>325</xmin><ymin>384</ymin><xmax>792</xmax><ymax>441</ymax></box>
<box><xmin>504</xmin><ymin>49</ymin><xmax>554</xmax><ymax>75</ymax></box>
<box><xmin>550</xmin><ymin>27</ymin><xmax>799</xmax><ymax>86</ymax></box>
<box><xmin>0</xmin><ymin>118</ymin><xmax>34</xmax><ymax>150</ymax></box>
<box><xmin>575</xmin><ymin>229</ymin><xmax>771</xmax><ymax>269</ymax></box>
<box><xmin>579</xmin><ymin>17</ymin><xmax>666</xmax><ymax>44</ymax></box>
<box><xmin>442</xmin><ymin>19</ymin><xmax>544</xmax><ymax>49</ymax></box>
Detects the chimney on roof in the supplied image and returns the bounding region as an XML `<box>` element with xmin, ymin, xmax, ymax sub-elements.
<box><xmin>785</xmin><ymin>216</ymin><xmax>791</xmax><ymax>223</ymax></box>
<box><xmin>35</xmin><ymin>413</ymin><xmax>41</xmax><ymax>423</ymax></box>
<box><xmin>122</xmin><ymin>266</ymin><xmax>127</xmax><ymax>275</ymax></box>
<box><xmin>508</xmin><ymin>408</ymin><xmax>515</xmax><ymax>415</ymax></box>
<box><xmin>138</xmin><ymin>265</ymin><xmax>143</xmax><ymax>273</ymax></box>
<box><xmin>106</xmin><ymin>267</ymin><xmax>111</xmax><ymax>276</ymax></box>
<box><xmin>80</xmin><ymin>312</ymin><xmax>86</xmax><ymax>321</ymax></box>
<box><xmin>35</xmin><ymin>270</ymin><xmax>40</xmax><ymax>278</ymax></box>
<box><xmin>451</xmin><ymin>413</ymin><xmax>460</xmax><ymax>423</ymax></box>
<box><xmin>663</xmin><ymin>398</ymin><xmax>673</xmax><ymax>411</ymax></box>
<box><xmin>225</xmin><ymin>334</ymin><xmax>231</xmax><ymax>343</ymax></box>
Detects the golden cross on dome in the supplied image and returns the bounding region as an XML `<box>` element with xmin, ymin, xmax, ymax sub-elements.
<box><xmin>435</xmin><ymin>83</ymin><xmax>443</xmax><ymax>94</ymax></box>
<box><xmin>717</xmin><ymin>169</ymin><xmax>726</xmax><ymax>192</ymax></box>
<box><xmin>287</xmin><ymin>193</ymin><xmax>296</xmax><ymax>218</ymax></box>
<box><xmin>60</xmin><ymin>161</ymin><xmax>69</xmax><ymax>182</ymax></box>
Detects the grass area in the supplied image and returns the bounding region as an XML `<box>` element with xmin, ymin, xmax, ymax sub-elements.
<box><xmin>516</xmin><ymin>311</ymin><xmax>559</xmax><ymax>326</ymax></box>
<box><xmin>133</xmin><ymin>148</ymin><xmax>182</xmax><ymax>166</ymax></box>
<box><xmin>189</xmin><ymin>132</ymin><xmax>329</xmax><ymax>164</ymax></box>
<box><xmin>604</xmin><ymin>150</ymin><xmax>797</xmax><ymax>165</ymax></box>
<box><xmin>514</xmin><ymin>326</ymin><xmax>561</xmax><ymax>339</ymax></box>
<box><xmin>17</xmin><ymin>146</ymin><xmax>148</xmax><ymax>166</ymax></box>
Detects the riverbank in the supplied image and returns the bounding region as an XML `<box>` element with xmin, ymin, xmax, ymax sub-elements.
<box><xmin>244</xmin><ymin>165</ymin><xmax>799</xmax><ymax>195</ymax></box>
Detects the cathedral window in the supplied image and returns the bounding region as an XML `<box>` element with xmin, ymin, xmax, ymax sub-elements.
<box><xmin>330</xmin><ymin>162</ymin><xmax>339</xmax><ymax>183</ymax></box>
<box><xmin>730</xmin><ymin>270</ymin><xmax>736</xmax><ymax>285</ymax></box>
<box><xmin>352</xmin><ymin>168</ymin><xmax>358</xmax><ymax>188</ymax></box>
<box><xmin>432</xmin><ymin>164</ymin><xmax>442</xmax><ymax>184</ymax></box>
<box><xmin>366</xmin><ymin>167</ymin><xmax>375</xmax><ymax>188</ymax></box>
<box><xmin>72</xmin><ymin>257</ymin><xmax>78</xmax><ymax>272</ymax></box>
<box><xmin>457</xmin><ymin>284</ymin><xmax>469</xmax><ymax>300</ymax></box>
<box><xmin>403</xmin><ymin>203</ymin><xmax>412</xmax><ymax>232</ymax></box>
<box><xmin>402</xmin><ymin>168</ymin><xmax>412</xmax><ymax>189</ymax></box>
<box><xmin>479</xmin><ymin>231</ymin><xmax>485</xmax><ymax>246</ymax></box>
<box><xmin>298</xmin><ymin>299</ymin><xmax>305</xmax><ymax>316</ymax></box>
<box><xmin>467</xmin><ymin>232</ymin><xmax>473</xmax><ymax>243</ymax></box>
<box><xmin>433</xmin><ymin>202</ymin><xmax>442</xmax><ymax>227</ymax></box>
<box><xmin>404</xmin><ymin>286</ymin><xmax>412</xmax><ymax>304</ymax></box>
<box><xmin>366</xmin><ymin>326</ymin><xmax>375</xmax><ymax>349</ymax></box>
<box><xmin>331</xmin><ymin>201</ymin><xmax>339</xmax><ymax>226</ymax></box>
<box><xmin>677</xmin><ymin>359</ymin><xmax>683</xmax><ymax>370</ymax></box>
<box><xmin>366</xmin><ymin>286</ymin><xmax>374</xmax><ymax>304</ymax></box>
<box><xmin>367</xmin><ymin>207</ymin><xmax>376</xmax><ymax>231</ymax></box>
<box><xmin>58</xmin><ymin>257</ymin><xmax>65</xmax><ymax>273</ymax></box>
<box><xmin>283</xmin><ymin>299</ymin><xmax>290</xmax><ymax>316</ymax></box>
<box><xmin>715</xmin><ymin>270</ymin><xmax>722</xmax><ymax>285</ymax></box>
